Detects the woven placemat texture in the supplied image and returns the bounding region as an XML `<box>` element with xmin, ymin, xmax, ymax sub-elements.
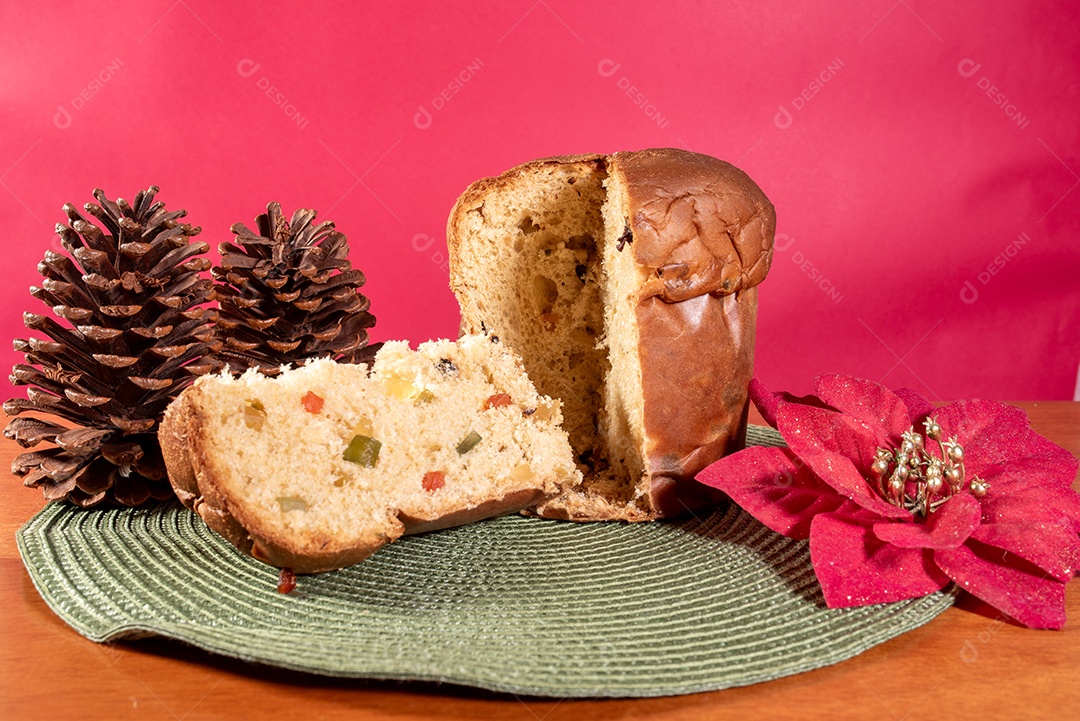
<box><xmin>17</xmin><ymin>425</ymin><xmax>955</xmax><ymax>697</ymax></box>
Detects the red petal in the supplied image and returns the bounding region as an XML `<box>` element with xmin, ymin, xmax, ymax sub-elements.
<box><xmin>696</xmin><ymin>446</ymin><xmax>848</xmax><ymax>539</ymax></box>
<box><xmin>937</xmin><ymin>399</ymin><xmax>1045</xmax><ymax>479</ymax></box>
<box><xmin>1011</xmin><ymin>485</ymin><xmax>1080</xmax><ymax>533</ymax></box>
<box><xmin>812</xmin><ymin>374</ymin><xmax>914</xmax><ymax>441</ymax></box>
<box><xmin>873</xmin><ymin>494</ymin><xmax>981</xmax><ymax>550</ymax></box>
<box><xmin>979</xmin><ymin>454</ymin><xmax>1080</xmax><ymax>494</ymax></box>
<box><xmin>749</xmin><ymin>377</ymin><xmax>780</xmax><ymax>428</ymax></box>
<box><xmin>810</xmin><ymin>511</ymin><xmax>950</xmax><ymax>607</ymax></box>
<box><xmin>970</xmin><ymin>521</ymin><xmax>1080</xmax><ymax>583</ymax></box>
<box><xmin>893</xmin><ymin>387</ymin><xmax>934</xmax><ymax>422</ymax></box>
<box><xmin>934</xmin><ymin>541</ymin><xmax>1067</xmax><ymax>629</ymax></box>
<box><xmin>749</xmin><ymin>377</ymin><xmax>841</xmax><ymax>428</ymax></box>
<box><xmin>778</xmin><ymin>403</ymin><xmax>910</xmax><ymax>519</ymax></box>
<box><xmin>970</xmin><ymin>489</ymin><xmax>1080</xmax><ymax>582</ymax></box>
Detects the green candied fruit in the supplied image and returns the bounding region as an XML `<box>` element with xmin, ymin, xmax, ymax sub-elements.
<box><xmin>343</xmin><ymin>434</ymin><xmax>382</xmax><ymax>467</ymax></box>
<box><xmin>414</xmin><ymin>389</ymin><xmax>436</xmax><ymax>405</ymax></box>
<box><xmin>456</xmin><ymin>430</ymin><xmax>482</xmax><ymax>455</ymax></box>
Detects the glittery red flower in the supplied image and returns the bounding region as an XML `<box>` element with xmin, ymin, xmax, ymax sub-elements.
<box><xmin>696</xmin><ymin>374</ymin><xmax>1080</xmax><ymax>629</ymax></box>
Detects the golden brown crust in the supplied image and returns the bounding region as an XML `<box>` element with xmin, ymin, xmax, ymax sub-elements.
<box><xmin>612</xmin><ymin>148</ymin><xmax>775</xmax><ymax>302</ymax></box>
<box><xmin>400</xmin><ymin>487</ymin><xmax>549</xmax><ymax>533</ymax></box>
<box><xmin>160</xmin><ymin>392</ymin><xmax>255</xmax><ymax>555</ymax></box>
<box><xmin>615</xmin><ymin>149</ymin><xmax>771</xmax><ymax>518</ymax></box>
<box><xmin>636</xmin><ymin>289</ymin><xmax>757</xmax><ymax>517</ymax></box>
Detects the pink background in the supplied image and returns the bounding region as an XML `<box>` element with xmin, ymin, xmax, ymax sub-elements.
<box><xmin>2</xmin><ymin>1</ymin><xmax>1078</xmax><ymax>404</ymax></box>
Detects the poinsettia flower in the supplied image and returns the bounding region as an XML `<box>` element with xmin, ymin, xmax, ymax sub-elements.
<box><xmin>696</xmin><ymin>374</ymin><xmax>1080</xmax><ymax>629</ymax></box>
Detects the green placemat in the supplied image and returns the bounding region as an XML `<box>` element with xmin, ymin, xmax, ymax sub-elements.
<box><xmin>16</xmin><ymin>425</ymin><xmax>955</xmax><ymax>698</ymax></box>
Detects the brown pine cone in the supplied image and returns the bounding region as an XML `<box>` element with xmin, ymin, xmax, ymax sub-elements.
<box><xmin>4</xmin><ymin>186</ymin><xmax>220</xmax><ymax>507</ymax></box>
<box><xmin>213</xmin><ymin>202</ymin><xmax>379</xmax><ymax>375</ymax></box>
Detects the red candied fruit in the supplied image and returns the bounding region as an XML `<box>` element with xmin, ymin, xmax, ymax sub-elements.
<box><xmin>422</xmin><ymin>471</ymin><xmax>446</xmax><ymax>492</ymax></box>
<box><xmin>484</xmin><ymin>393</ymin><xmax>513</xmax><ymax>410</ymax></box>
<box><xmin>302</xmin><ymin>391</ymin><xmax>324</xmax><ymax>414</ymax></box>
<box><xmin>277</xmin><ymin>567</ymin><xmax>297</xmax><ymax>594</ymax></box>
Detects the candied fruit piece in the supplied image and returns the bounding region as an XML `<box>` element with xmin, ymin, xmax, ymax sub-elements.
<box><xmin>456</xmin><ymin>431</ymin><xmax>482</xmax><ymax>455</ymax></box>
<box><xmin>277</xmin><ymin>567</ymin><xmax>297</xmax><ymax>594</ymax></box>
<box><xmin>531</xmin><ymin>403</ymin><xmax>556</xmax><ymax>422</ymax></box>
<box><xmin>511</xmin><ymin>463</ymin><xmax>533</xmax><ymax>482</ymax></box>
<box><xmin>385</xmin><ymin>377</ymin><xmax>418</xmax><ymax>400</ymax></box>
<box><xmin>344</xmin><ymin>434</ymin><xmax>381</xmax><ymax>467</ymax></box>
<box><xmin>352</xmin><ymin>416</ymin><xmax>374</xmax><ymax>436</ymax></box>
<box><xmin>302</xmin><ymin>391</ymin><xmax>324</xmax><ymax>414</ymax></box>
<box><xmin>244</xmin><ymin>399</ymin><xmax>267</xmax><ymax>430</ymax></box>
<box><xmin>484</xmin><ymin>393</ymin><xmax>513</xmax><ymax>410</ymax></box>
<box><xmin>422</xmin><ymin>471</ymin><xmax>446</xmax><ymax>492</ymax></box>
<box><xmin>415</xmin><ymin>389</ymin><xmax>436</xmax><ymax>405</ymax></box>
<box><xmin>277</xmin><ymin>496</ymin><xmax>308</xmax><ymax>512</ymax></box>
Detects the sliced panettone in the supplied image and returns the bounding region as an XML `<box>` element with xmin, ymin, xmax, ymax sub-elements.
<box><xmin>447</xmin><ymin>149</ymin><xmax>775</xmax><ymax>521</ymax></box>
<box><xmin>160</xmin><ymin>335</ymin><xmax>580</xmax><ymax>572</ymax></box>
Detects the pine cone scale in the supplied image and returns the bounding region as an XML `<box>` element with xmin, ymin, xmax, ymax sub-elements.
<box><xmin>128</xmin><ymin>376</ymin><xmax>173</xmax><ymax>391</ymax></box>
<box><xmin>73</xmin><ymin>461</ymin><xmax>113</xmax><ymax>495</ymax></box>
<box><xmin>55</xmin><ymin>428</ymin><xmax>112</xmax><ymax>453</ymax></box>
<box><xmin>4</xmin><ymin>417</ymin><xmax>65</xmax><ymax>447</ymax></box>
<box><xmin>43</xmin><ymin>475</ymin><xmax>79</xmax><ymax>500</ymax></box>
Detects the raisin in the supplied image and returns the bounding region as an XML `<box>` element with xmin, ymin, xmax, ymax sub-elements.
<box><xmin>616</xmin><ymin>225</ymin><xmax>633</xmax><ymax>251</ymax></box>
<box><xmin>302</xmin><ymin>391</ymin><xmax>324</xmax><ymax>414</ymax></box>
<box><xmin>575</xmin><ymin>264</ymin><xmax>587</xmax><ymax>282</ymax></box>
<box><xmin>277</xmin><ymin>568</ymin><xmax>297</xmax><ymax>594</ymax></box>
<box><xmin>422</xmin><ymin>471</ymin><xmax>446</xmax><ymax>491</ymax></box>
<box><xmin>522</xmin><ymin>407</ymin><xmax>537</xmax><ymax>417</ymax></box>
<box><xmin>436</xmin><ymin>358</ymin><xmax>458</xmax><ymax>376</ymax></box>
<box><xmin>484</xmin><ymin>393</ymin><xmax>513</xmax><ymax>410</ymax></box>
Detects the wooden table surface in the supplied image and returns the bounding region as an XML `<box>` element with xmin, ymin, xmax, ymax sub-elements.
<box><xmin>2</xmin><ymin>402</ymin><xmax>1078</xmax><ymax>720</ymax></box>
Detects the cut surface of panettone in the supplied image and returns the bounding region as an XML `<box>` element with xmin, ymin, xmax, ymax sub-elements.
<box><xmin>161</xmin><ymin>335</ymin><xmax>579</xmax><ymax>572</ymax></box>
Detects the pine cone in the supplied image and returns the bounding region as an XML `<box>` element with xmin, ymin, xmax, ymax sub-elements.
<box><xmin>213</xmin><ymin>202</ymin><xmax>379</xmax><ymax>375</ymax></box>
<box><xmin>4</xmin><ymin>187</ymin><xmax>220</xmax><ymax>507</ymax></box>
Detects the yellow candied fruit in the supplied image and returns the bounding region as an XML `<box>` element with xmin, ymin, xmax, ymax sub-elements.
<box><xmin>244</xmin><ymin>399</ymin><xmax>267</xmax><ymax>430</ymax></box>
<box><xmin>385</xmin><ymin>377</ymin><xmax>418</xmax><ymax>401</ymax></box>
<box><xmin>531</xmin><ymin>403</ymin><xmax>556</xmax><ymax>423</ymax></box>
<box><xmin>414</xmin><ymin>389</ymin><xmax>436</xmax><ymax>405</ymax></box>
<box><xmin>352</xmin><ymin>416</ymin><xmax>374</xmax><ymax>437</ymax></box>
<box><xmin>510</xmin><ymin>463</ymin><xmax>534</xmax><ymax>483</ymax></box>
